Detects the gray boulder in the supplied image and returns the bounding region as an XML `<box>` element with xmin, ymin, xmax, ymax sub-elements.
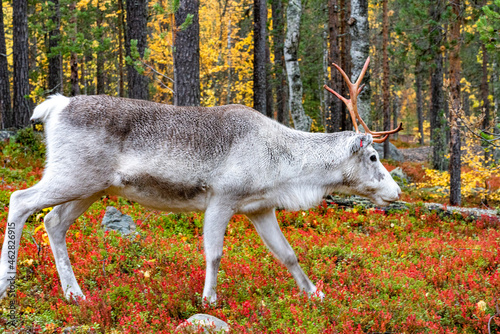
<box><xmin>390</xmin><ymin>167</ymin><xmax>409</xmax><ymax>186</ymax></box>
<box><xmin>175</xmin><ymin>314</ymin><xmax>230</xmax><ymax>333</ymax></box>
<box><xmin>373</xmin><ymin>142</ymin><xmax>404</xmax><ymax>162</ymax></box>
<box><xmin>101</xmin><ymin>206</ymin><xmax>136</xmax><ymax>235</ymax></box>
<box><xmin>0</xmin><ymin>130</ymin><xmax>16</xmax><ymax>142</ymax></box>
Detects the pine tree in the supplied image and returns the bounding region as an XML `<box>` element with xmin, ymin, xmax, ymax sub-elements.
<box><xmin>47</xmin><ymin>0</ymin><xmax>62</xmax><ymax>94</ymax></box>
<box><xmin>448</xmin><ymin>0</ymin><xmax>462</xmax><ymax>205</ymax></box>
<box><xmin>125</xmin><ymin>0</ymin><xmax>149</xmax><ymax>100</ymax></box>
<box><xmin>0</xmin><ymin>0</ymin><xmax>12</xmax><ymax>128</ymax></box>
<box><xmin>253</xmin><ymin>0</ymin><xmax>267</xmax><ymax>115</ymax></box>
<box><xmin>12</xmin><ymin>0</ymin><xmax>31</xmax><ymax>127</ymax></box>
<box><xmin>325</xmin><ymin>0</ymin><xmax>342</xmax><ymax>132</ymax></box>
<box><xmin>174</xmin><ymin>0</ymin><xmax>200</xmax><ymax>106</ymax></box>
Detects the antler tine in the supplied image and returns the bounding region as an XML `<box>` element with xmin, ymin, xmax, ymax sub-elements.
<box><xmin>372</xmin><ymin>134</ymin><xmax>389</xmax><ymax>143</ymax></box>
<box><xmin>357</xmin><ymin>111</ymin><xmax>404</xmax><ymax>137</ymax></box>
<box><xmin>323</xmin><ymin>83</ymin><xmax>360</xmax><ymax>133</ymax></box>
<box><xmin>331</xmin><ymin>62</ymin><xmax>353</xmax><ymax>87</ymax></box>
<box><xmin>326</xmin><ymin>62</ymin><xmax>362</xmax><ymax>133</ymax></box>
<box><xmin>323</xmin><ymin>85</ymin><xmax>349</xmax><ymax>106</ymax></box>
<box><xmin>354</xmin><ymin>57</ymin><xmax>370</xmax><ymax>87</ymax></box>
<box><xmin>357</xmin><ymin>84</ymin><xmax>366</xmax><ymax>95</ymax></box>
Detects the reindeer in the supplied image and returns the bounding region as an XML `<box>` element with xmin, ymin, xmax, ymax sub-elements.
<box><xmin>0</xmin><ymin>58</ymin><xmax>401</xmax><ymax>304</ymax></box>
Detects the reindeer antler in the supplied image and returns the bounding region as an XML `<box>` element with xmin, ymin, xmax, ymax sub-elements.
<box><xmin>324</xmin><ymin>57</ymin><xmax>403</xmax><ymax>143</ymax></box>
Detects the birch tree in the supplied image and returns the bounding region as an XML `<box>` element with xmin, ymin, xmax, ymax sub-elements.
<box><xmin>429</xmin><ymin>0</ymin><xmax>447</xmax><ymax>171</ymax></box>
<box><xmin>284</xmin><ymin>0</ymin><xmax>311</xmax><ymax>132</ymax></box>
<box><xmin>349</xmin><ymin>0</ymin><xmax>370</xmax><ymax>127</ymax></box>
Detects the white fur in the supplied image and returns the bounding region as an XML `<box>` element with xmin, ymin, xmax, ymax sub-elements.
<box><xmin>0</xmin><ymin>95</ymin><xmax>401</xmax><ymax>305</ymax></box>
<box><xmin>30</xmin><ymin>94</ymin><xmax>69</xmax><ymax>122</ymax></box>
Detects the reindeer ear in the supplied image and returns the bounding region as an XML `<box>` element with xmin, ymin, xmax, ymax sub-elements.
<box><xmin>351</xmin><ymin>134</ymin><xmax>373</xmax><ymax>153</ymax></box>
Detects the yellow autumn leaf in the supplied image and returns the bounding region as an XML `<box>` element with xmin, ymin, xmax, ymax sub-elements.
<box><xmin>34</xmin><ymin>223</ymin><xmax>45</xmax><ymax>234</ymax></box>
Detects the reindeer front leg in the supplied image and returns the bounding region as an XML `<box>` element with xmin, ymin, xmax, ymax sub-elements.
<box><xmin>202</xmin><ymin>204</ymin><xmax>234</xmax><ymax>305</ymax></box>
<box><xmin>44</xmin><ymin>195</ymin><xmax>101</xmax><ymax>300</ymax></box>
<box><xmin>247</xmin><ymin>208</ymin><xmax>324</xmax><ymax>299</ymax></box>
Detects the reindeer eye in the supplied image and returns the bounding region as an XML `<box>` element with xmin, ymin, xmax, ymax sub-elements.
<box><xmin>370</xmin><ymin>155</ymin><xmax>377</xmax><ymax>162</ymax></box>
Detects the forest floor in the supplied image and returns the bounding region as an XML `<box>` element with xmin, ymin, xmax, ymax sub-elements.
<box><xmin>399</xmin><ymin>145</ymin><xmax>432</xmax><ymax>163</ymax></box>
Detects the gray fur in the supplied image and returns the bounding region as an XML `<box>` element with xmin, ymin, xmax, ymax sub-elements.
<box><xmin>0</xmin><ymin>95</ymin><xmax>401</xmax><ymax>304</ymax></box>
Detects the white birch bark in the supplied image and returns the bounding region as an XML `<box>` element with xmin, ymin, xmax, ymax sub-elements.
<box><xmin>284</xmin><ymin>0</ymin><xmax>311</xmax><ymax>132</ymax></box>
<box><xmin>322</xmin><ymin>26</ymin><xmax>329</xmax><ymax>128</ymax></box>
<box><xmin>349</xmin><ymin>0</ymin><xmax>371</xmax><ymax>127</ymax></box>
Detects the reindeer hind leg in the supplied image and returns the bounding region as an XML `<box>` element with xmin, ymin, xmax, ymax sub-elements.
<box><xmin>0</xmin><ymin>173</ymin><xmax>108</xmax><ymax>300</ymax></box>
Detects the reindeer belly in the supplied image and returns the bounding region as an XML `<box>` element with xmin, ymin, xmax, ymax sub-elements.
<box><xmin>106</xmin><ymin>172</ymin><xmax>209</xmax><ymax>212</ymax></box>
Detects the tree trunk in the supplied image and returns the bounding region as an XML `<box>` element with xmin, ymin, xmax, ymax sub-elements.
<box><xmin>284</xmin><ymin>0</ymin><xmax>311</xmax><ymax>132</ymax></box>
<box><xmin>253</xmin><ymin>0</ymin><xmax>267</xmax><ymax>115</ymax></box>
<box><xmin>430</xmin><ymin>1</ymin><xmax>447</xmax><ymax>171</ymax></box>
<box><xmin>118</xmin><ymin>0</ymin><xmax>125</xmax><ymax>97</ymax></box>
<box><xmin>492</xmin><ymin>59</ymin><xmax>500</xmax><ymax>161</ymax></box>
<box><xmin>0</xmin><ymin>0</ymin><xmax>12</xmax><ymax>129</ymax></box>
<box><xmin>349</xmin><ymin>0</ymin><xmax>371</xmax><ymax>127</ymax></box>
<box><xmin>392</xmin><ymin>92</ymin><xmax>399</xmax><ymax>140</ymax></box>
<box><xmin>481</xmin><ymin>43</ymin><xmax>490</xmax><ymax>130</ymax></box>
<box><xmin>227</xmin><ymin>18</ymin><xmax>233</xmax><ymax>105</ymax></box>
<box><xmin>463</xmin><ymin>90</ymin><xmax>470</xmax><ymax>116</ymax></box>
<box><xmin>47</xmin><ymin>0</ymin><xmax>62</xmax><ymax>94</ymax></box>
<box><xmin>266</xmin><ymin>40</ymin><xmax>274</xmax><ymax>118</ymax></box>
<box><xmin>382</xmin><ymin>0</ymin><xmax>390</xmax><ymax>158</ymax></box>
<box><xmin>70</xmin><ymin>52</ymin><xmax>80</xmax><ymax>96</ymax></box>
<box><xmin>125</xmin><ymin>0</ymin><xmax>149</xmax><ymax>100</ymax></box>
<box><xmin>322</xmin><ymin>27</ymin><xmax>328</xmax><ymax>128</ymax></box>
<box><xmin>340</xmin><ymin>0</ymin><xmax>350</xmax><ymax>131</ymax></box>
<box><xmin>84</xmin><ymin>53</ymin><xmax>95</xmax><ymax>95</ymax></box>
<box><xmin>325</xmin><ymin>0</ymin><xmax>342</xmax><ymax>133</ymax></box>
<box><xmin>448</xmin><ymin>0</ymin><xmax>462</xmax><ymax>206</ymax></box>
<box><xmin>69</xmin><ymin>3</ymin><xmax>79</xmax><ymax>96</ymax></box>
<box><xmin>415</xmin><ymin>60</ymin><xmax>424</xmax><ymax>145</ymax></box>
<box><xmin>12</xmin><ymin>0</ymin><xmax>31</xmax><ymax>128</ymax></box>
<box><xmin>271</xmin><ymin>0</ymin><xmax>288</xmax><ymax>126</ymax></box>
<box><xmin>174</xmin><ymin>0</ymin><xmax>200</xmax><ymax>106</ymax></box>
<box><xmin>493</xmin><ymin>60</ymin><xmax>499</xmax><ymax>121</ymax></box>
<box><xmin>96</xmin><ymin>6</ymin><xmax>105</xmax><ymax>95</ymax></box>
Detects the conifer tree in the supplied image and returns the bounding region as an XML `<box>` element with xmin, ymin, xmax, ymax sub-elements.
<box><xmin>174</xmin><ymin>0</ymin><xmax>200</xmax><ymax>106</ymax></box>
<box><xmin>0</xmin><ymin>0</ymin><xmax>11</xmax><ymax>128</ymax></box>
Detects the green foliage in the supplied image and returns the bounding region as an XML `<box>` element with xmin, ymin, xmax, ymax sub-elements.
<box><xmin>1</xmin><ymin>128</ymin><xmax>45</xmax><ymax>161</ymax></box>
<box><xmin>477</xmin><ymin>0</ymin><xmax>500</xmax><ymax>51</ymax></box>
<box><xmin>178</xmin><ymin>14</ymin><xmax>194</xmax><ymax>31</ymax></box>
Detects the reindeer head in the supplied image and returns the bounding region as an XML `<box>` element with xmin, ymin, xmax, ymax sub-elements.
<box><xmin>336</xmin><ymin>133</ymin><xmax>401</xmax><ymax>206</ymax></box>
<box><xmin>325</xmin><ymin>57</ymin><xmax>403</xmax><ymax>205</ymax></box>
